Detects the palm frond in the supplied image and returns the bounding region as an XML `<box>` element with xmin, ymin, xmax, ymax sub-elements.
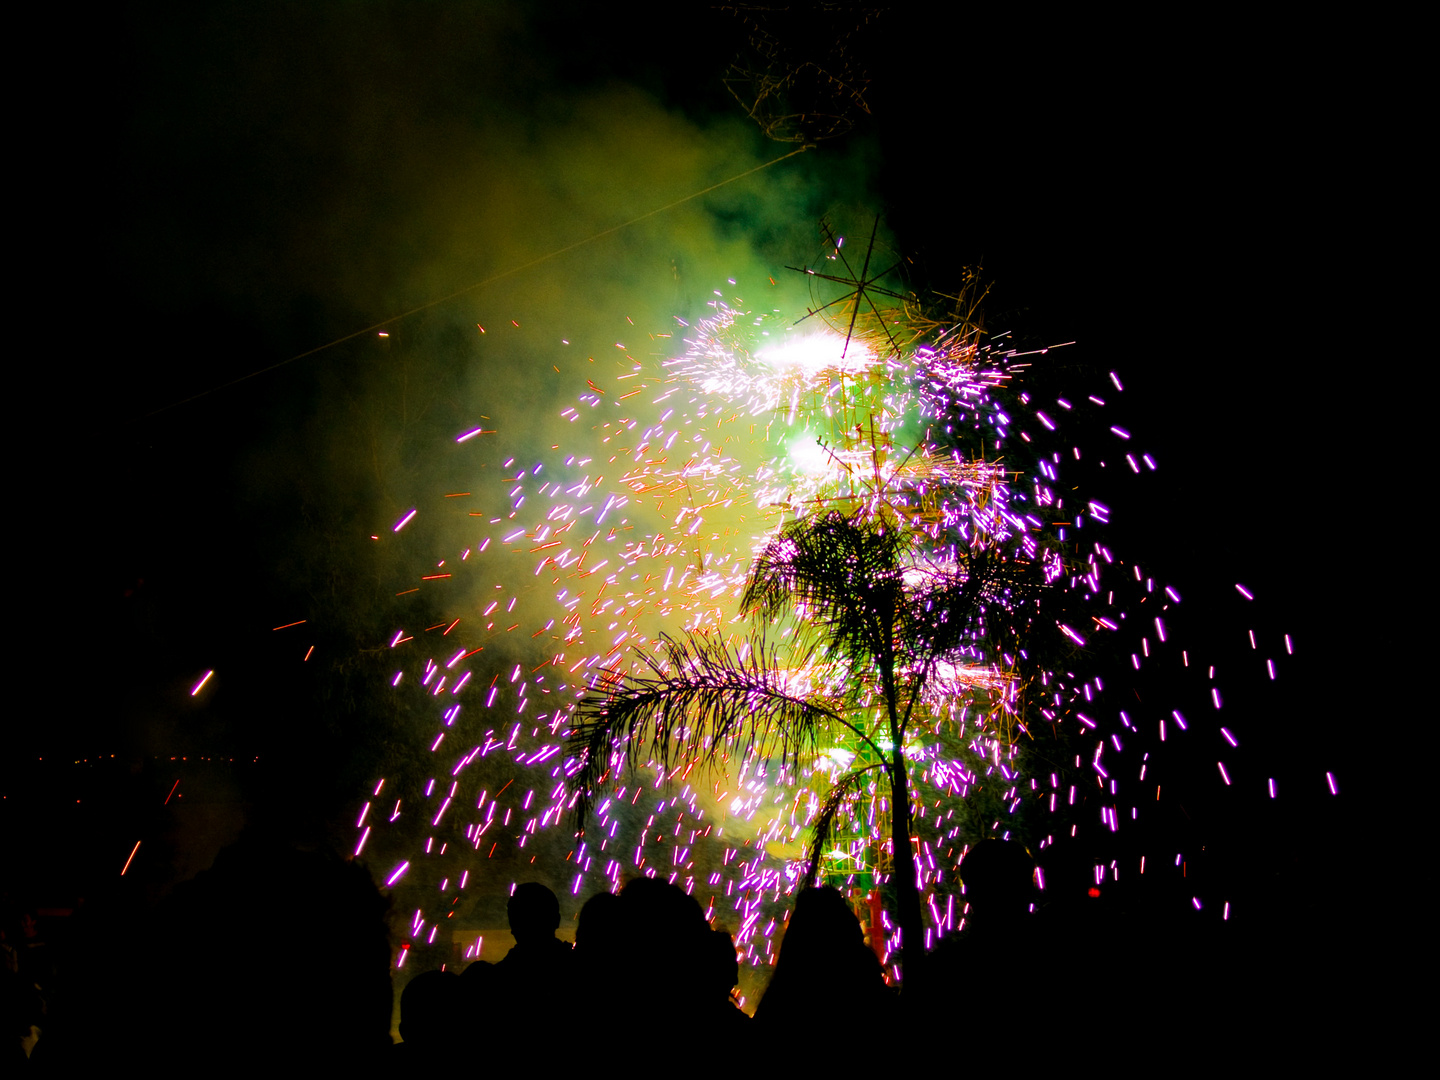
<box><xmin>568</xmin><ymin>633</ymin><xmax>840</xmax><ymax>827</ymax></box>
<box><xmin>902</xmin><ymin>548</ymin><xmax>997</xmax><ymax>659</ymax></box>
<box><xmin>743</xmin><ymin>511</ymin><xmax>907</xmax><ymax>662</ymax></box>
<box><xmin>801</xmin><ymin>765</ymin><xmax>885</xmax><ymax>889</ymax></box>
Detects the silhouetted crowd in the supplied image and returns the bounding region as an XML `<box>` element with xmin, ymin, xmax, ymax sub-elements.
<box><xmin>5</xmin><ymin>831</ymin><xmax>1349</xmax><ymax>1069</ymax></box>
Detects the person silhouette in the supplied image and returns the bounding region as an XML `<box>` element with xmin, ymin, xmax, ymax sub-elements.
<box><xmin>701</xmin><ymin>928</ymin><xmax>750</xmax><ymax>1032</ymax></box>
<box><xmin>956</xmin><ymin>839</ymin><xmax>1037</xmax><ymax>938</ymax></box>
<box><xmin>393</xmin><ymin>969</ymin><xmax>463</xmax><ymax>1067</ymax></box>
<box><xmin>913</xmin><ymin>841</ymin><xmax>1039</xmax><ymax>1069</ymax></box>
<box><xmin>754</xmin><ymin>886</ymin><xmax>892</xmax><ymax>1046</ymax></box>
<box><xmin>574</xmin><ymin>890</ymin><xmax>625</xmax><ymax>989</ymax></box>
<box><xmin>493</xmin><ymin>883</ymin><xmax>572</xmax><ymax>1035</ymax></box>
<box><xmin>614</xmin><ymin>877</ymin><xmax>714</xmax><ymax>1052</ymax></box>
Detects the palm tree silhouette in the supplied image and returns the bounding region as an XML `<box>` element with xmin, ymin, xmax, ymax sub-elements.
<box><xmin>570</xmin><ymin>509</ymin><xmax>1009</xmax><ymax>982</ymax></box>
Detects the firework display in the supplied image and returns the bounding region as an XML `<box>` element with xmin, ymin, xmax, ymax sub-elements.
<box><xmin>351</xmin><ymin>234</ymin><xmax>1321</xmax><ymax>989</ymax></box>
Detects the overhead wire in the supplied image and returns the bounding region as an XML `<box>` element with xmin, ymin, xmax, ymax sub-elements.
<box><xmin>144</xmin><ymin>145</ymin><xmax>814</xmax><ymax>418</ymax></box>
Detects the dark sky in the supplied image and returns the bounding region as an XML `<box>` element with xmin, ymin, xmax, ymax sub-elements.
<box><xmin>13</xmin><ymin>2</ymin><xmax>1386</xmax><ymax>921</ymax></box>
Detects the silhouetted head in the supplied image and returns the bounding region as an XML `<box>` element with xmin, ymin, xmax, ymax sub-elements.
<box><xmin>756</xmin><ymin>886</ymin><xmax>887</xmax><ymax>1028</ymax></box>
<box><xmin>619</xmin><ymin>877</ymin><xmax>708</xmax><ymax>944</ymax></box>
<box><xmin>576</xmin><ymin>890</ymin><xmax>622</xmax><ymax>947</ymax></box>
<box><xmin>783</xmin><ymin>886</ymin><xmax>865</xmax><ymax>960</ymax></box>
<box><xmin>617</xmin><ymin>877</ymin><xmax>710</xmax><ymax>1007</ymax></box>
<box><xmin>508</xmin><ymin>882</ymin><xmax>561</xmax><ymax>945</ymax></box>
<box><xmin>960</xmin><ymin>840</ymin><xmax>1035</xmax><ymax>922</ymax></box>
<box><xmin>575</xmin><ymin>890</ymin><xmax>625</xmax><ymax>984</ymax></box>
<box><xmin>399</xmin><ymin>969</ymin><xmax>460</xmax><ymax>1047</ymax></box>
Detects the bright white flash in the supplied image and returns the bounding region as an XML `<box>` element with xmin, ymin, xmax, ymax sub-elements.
<box><xmin>757</xmin><ymin>332</ymin><xmax>874</xmax><ymax>375</ymax></box>
<box><xmin>785</xmin><ymin>434</ymin><xmax>830</xmax><ymax>475</ymax></box>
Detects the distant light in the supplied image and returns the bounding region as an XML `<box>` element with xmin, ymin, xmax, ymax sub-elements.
<box><xmin>190</xmin><ymin>670</ymin><xmax>213</xmax><ymax>696</ymax></box>
<box><xmin>393</xmin><ymin>509</ymin><xmax>417</xmax><ymax>532</ymax></box>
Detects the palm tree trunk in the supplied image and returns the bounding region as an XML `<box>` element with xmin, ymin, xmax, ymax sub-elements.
<box><xmin>880</xmin><ymin>657</ymin><xmax>925</xmax><ymax>987</ymax></box>
<box><xmin>888</xmin><ymin>740</ymin><xmax>926</xmax><ymax>986</ymax></box>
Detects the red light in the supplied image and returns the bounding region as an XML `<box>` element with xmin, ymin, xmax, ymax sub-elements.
<box><xmin>1087</xmin><ymin>887</ymin><xmax>1101</xmax><ymax>897</ymax></box>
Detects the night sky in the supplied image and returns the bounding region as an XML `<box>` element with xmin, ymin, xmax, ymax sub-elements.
<box><xmin>12</xmin><ymin>2</ymin><xmax>1384</xmax><ymax>973</ymax></box>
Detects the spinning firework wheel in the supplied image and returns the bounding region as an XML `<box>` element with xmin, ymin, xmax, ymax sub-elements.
<box><xmin>790</xmin><ymin>219</ymin><xmax>914</xmax><ymax>361</ymax></box>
